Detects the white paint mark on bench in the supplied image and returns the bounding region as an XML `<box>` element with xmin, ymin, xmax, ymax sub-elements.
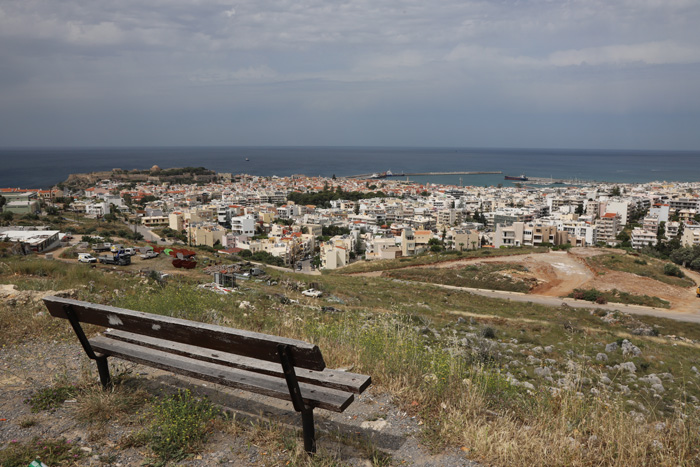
<box><xmin>152</xmin><ymin>324</ymin><xmax>161</xmax><ymax>331</ymax></box>
<box><xmin>107</xmin><ymin>315</ymin><xmax>123</xmax><ymax>326</ymax></box>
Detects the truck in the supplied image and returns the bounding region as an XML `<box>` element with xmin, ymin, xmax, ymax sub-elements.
<box><xmin>98</xmin><ymin>253</ymin><xmax>132</xmax><ymax>266</ymax></box>
<box><xmin>91</xmin><ymin>242</ymin><xmax>112</xmax><ymax>252</ymax></box>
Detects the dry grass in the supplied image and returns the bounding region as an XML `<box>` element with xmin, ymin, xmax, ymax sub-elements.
<box><xmin>334</xmin><ymin>246</ymin><xmax>549</xmax><ymax>275</ymax></box>
<box><xmin>433</xmin><ymin>382</ymin><xmax>699</xmax><ymax>466</ymax></box>
<box><xmin>5</xmin><ymin>253</ymin><xmax>700</xmax><ymax>465</ymax></box>
<box><xmin>75</xmin><ymin>383</ymin><xmax>151</xmax><ymax>425</ymax></box>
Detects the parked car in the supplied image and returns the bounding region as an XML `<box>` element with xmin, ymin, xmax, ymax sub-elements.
<box><xmin>301</xmin><ymin>288</ymin><xmax>322</xmax><ymax>298</ymax></box>
<box><xmin>78</xmin><ymin>253</ymin><xmax>97</xmax><ymax>263</ymax></box>
<box><xmin>140</xmin><ymin>250</ymin><xmax>159</xmax><ymax>260</ymax></box>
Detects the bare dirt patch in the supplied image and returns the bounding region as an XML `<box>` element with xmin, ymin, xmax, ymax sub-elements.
<box><xmin>360</xmin><ymin>248</ymin><xmax>700</xmax><ymax>313</ymax></box>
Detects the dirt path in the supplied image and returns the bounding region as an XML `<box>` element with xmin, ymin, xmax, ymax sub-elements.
<box><xmin>355</xmin><ymin>248</ymin><xmax>700</xmax><ymax>318</ymax></box>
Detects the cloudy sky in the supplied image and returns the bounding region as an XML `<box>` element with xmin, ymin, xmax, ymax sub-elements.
<box><xmin>1</xmin><ymin>0</ymin><xmax>699</xmax><ymax>149</ymax></box>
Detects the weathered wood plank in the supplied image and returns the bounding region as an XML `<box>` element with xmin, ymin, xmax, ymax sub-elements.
<box><xmin>44</xmin><ymin>296</ymin><xmax>325</xmax><ymax>371</ymax></box>
<box><xmin>100</xmin><ymin>330</ymin><xmax>371</xmax><ymax>394</ymax></box>
<box><xmin>89</xmin><ymin>337</ymin><xmax>354</xmax><ymax>412</ymax></box>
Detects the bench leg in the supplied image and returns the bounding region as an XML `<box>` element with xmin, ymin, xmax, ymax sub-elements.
<box><xmin>95</xmin><ymin>356</ymin><xmax>111</xmax><ymax>389</ymax></box>
<box><xmin>301</xmin><ymin>409</ymin><xmax>316</xmax><ymax>454</ymax></box>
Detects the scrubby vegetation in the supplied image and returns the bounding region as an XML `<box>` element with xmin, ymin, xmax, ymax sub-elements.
<box><xmin>2</xmin><ymin>254</ymin><xmax>700</xmax><ymax>465</ymax></box>
<box><xmin>383</xmin><ymin>263</ymin><xmax>536</xmax><ymax>293</ymax></box>
<box><xmin>569</xmin><ymin>287</ymin><xmax>671</xmax><ymax>308</ymax></box>
<box><xmin>585</xmin><ymin>253</ymin><xmax>694</xmax><ymax>287</ymax></box>
<box><xmin>335</xmin><ymin>246</ymin><xmax>549</xmax><ymax>275</ymax></box>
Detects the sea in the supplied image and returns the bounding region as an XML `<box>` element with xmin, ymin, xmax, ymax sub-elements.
<box><xmin>0</xmin><ymin>146</ymin><xmax>699</xmax><ymax>189</ymax></box>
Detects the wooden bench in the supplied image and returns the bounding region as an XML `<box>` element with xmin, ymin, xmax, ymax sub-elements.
<box><xmin>43</xmin><ymin>295</ymin><xmax>371</xmax><ymax>454</ymax></box>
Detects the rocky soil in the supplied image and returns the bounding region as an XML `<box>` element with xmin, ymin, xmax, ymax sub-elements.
<box><xmin>0</xmin><ymin>286</ymin><xmax>476</xmax><ymax>466</ymax></box>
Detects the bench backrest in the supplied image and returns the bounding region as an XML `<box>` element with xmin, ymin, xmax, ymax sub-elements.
<box><xmin>43</xmin><ymin>295</ymin><xmax>326</xmax><ymax>371</ymax></box>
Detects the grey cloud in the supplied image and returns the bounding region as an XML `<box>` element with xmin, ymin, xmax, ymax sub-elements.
<box><xmin>0</xmin><ymin>0</ymin><xmax>699</xmax><ymax>148</ymax></box>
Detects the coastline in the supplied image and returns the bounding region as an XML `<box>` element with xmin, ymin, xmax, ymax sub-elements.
<box><xmin>1</xmin><ymin>146</ymin><xmax>699</xmax><ymax>189</ymax></box>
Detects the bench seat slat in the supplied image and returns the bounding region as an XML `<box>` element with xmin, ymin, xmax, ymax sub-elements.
<box><xmin>89</xmin><ymin>337</ymin><xmax>354</xmax><ymax>412</ymax></box>
<box><xmin>43</xmin><ymin>296</ymin><xmax>325</xmax><ymax>371</ymax></box>
<box><xmin>101</xmin><ymin>330</ymin><xmax>371</xmax><ymax>394</ymax></box>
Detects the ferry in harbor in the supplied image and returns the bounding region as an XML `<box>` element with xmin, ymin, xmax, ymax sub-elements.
<box><xmin>504</xmin><ymin>174</ymin><xmax>528</xmax><ymax>181</ymax></box>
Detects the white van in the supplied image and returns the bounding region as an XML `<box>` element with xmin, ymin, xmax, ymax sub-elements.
<box><xmin>78</xmin><ymin>253</ymin><xmax>97</xmax><ymax>263</ymax></box>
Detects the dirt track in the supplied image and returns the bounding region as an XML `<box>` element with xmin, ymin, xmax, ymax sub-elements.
<box><xmin>357</xmin><ymin>248</ymin><xmax>700</xmax><ymax>321</ymax></box>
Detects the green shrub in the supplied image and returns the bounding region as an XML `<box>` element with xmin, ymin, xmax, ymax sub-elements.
<box><xmin>663</xmin><ymin>263</ymin><xmax>684</xmax><ymax>277</ymax></box>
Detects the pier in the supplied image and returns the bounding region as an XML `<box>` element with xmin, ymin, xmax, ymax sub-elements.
<box><xmin>345</xmin><ymin>171</ymin><xmax>502</xmax><ymax>179</ymax></box>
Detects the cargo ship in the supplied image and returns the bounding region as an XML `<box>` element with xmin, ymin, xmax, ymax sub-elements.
<box><xmin>504</xmin><ymin>174</ymin><xmax>528</xmax><ymax>181</ymax></box>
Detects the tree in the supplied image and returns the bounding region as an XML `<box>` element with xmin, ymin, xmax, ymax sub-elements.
<box><xmin>0</xmin><ymin>195</ymin><xmax>5</xmax><ymax>210</ymax></box>
<box><xmin>670</xmin><ymin>247</ymin><xmax>699</xmax><ymax>267</ymax></box>
<box><xmin>611</xmin><ymin>186</ymin><xmax>621</xmax><ymax>197</ymax></box>
<box><xmin>354</xmin><ymin>237</ymin><xmax>365</xmax><ymax>256</ymax></box>
<box><xmin>616</xmin><ymin>229</ymin><xmax>631</xmax><ymax>247</ymax></box>
<box><xmin>657</xmin><ymin>221</ymin><xmax>666</xmax><ymax>243</ymax></box>
<box><xmin>354</xmin><ymin>203</ymin><xmax>360</xmax><ymax>215</ymax></box>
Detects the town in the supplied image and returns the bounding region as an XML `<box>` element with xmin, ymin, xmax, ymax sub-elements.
<box><xmin>1</xmin><ymin>165</ymin><xmax>699</xmax><ymax>270</ymax></box>
<box><xmin>4</xmin><ymin>165</ymin><xmax>700</xmax><ymax>466</ymax></box>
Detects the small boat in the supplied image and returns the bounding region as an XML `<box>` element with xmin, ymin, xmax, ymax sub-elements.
<box><xmin>245</xmin><ymin>158</ymin><xmax>250</xmax><ymax>161</ymax></box>
<box><xmin>505</xmin><ymin>174</ymin><xmax>528</xmax><ymax>181</ymax></box>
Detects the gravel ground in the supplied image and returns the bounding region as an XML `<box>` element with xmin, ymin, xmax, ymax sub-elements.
<box><xmin>0</xmin><ymin>340</ymin><xmax>477</xmax><ymax>466</ymax></box>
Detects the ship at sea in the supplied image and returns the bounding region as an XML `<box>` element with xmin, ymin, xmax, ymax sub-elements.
<box><xmin>504</xmin><ymin>174</ymin><xmax>528</xmax><ymax>181</ymax></box>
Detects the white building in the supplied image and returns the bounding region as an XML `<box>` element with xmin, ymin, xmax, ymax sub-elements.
<box><xmin>631</xmin><ymin>228</ymin><xmax>657</xmax><ymax>249</ymax></box>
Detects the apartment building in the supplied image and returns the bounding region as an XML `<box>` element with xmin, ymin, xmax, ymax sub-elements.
<box><xmin>188</xmin><ymin>223</ymin><xmax>226</xmax><ymax>247</ymax></box>
<box><xmin>669</xmin><ymin>197</ymin><xmax>699</xmax><ymax>212</ymax></box>
<box><xmin>678</xmin><ymin>209</ymin><xmax>697</xmax><ymax>224</ymax></box>
<box><xmin>596</xmin><ymin>213</ymin><xmax>620</xmax><ymax>245</ymax></box>
<box><xmin>320</xmin><ymin>236</ymin><xmax>354</xmax><ymax>269</ymax></box>
<box><xmin>230</xmin><ymin>214</ymin><xmax>256</xmax><ymax>236</ymax></box>
<box><xmin>682</xmin><ymin>225</ymin><xmax>700</xmax><ymax>247</ymax></box>
<box><xmin>400</xmin><ymin>228</ymin><xmax>417</xmax><ymax>256</ymax></box>
<box><xmin>436</xmin><ymin>209</ymin><xmax>464</xmax><ymax>228</ymax></box>
<box><xmin>445</xmin><ymin>229</ymin><xmax>480</xmax><ymax>251</ymax></box>
<box><xmin>631</xmin><ymin>228</ymin><xmax>657</xmax><ymax>249</ymax></box>
<box><xmin>365</xmin><ymin>237</ymin><xmax>401</xmax><ymax>260</ymax></box>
